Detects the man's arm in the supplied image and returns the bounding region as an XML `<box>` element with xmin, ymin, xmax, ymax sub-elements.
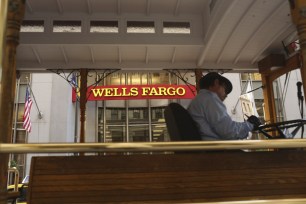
<box><xmin>205</xmin><ymin>96</ymin><xmax>253</xmax><ymax>140</ymax></box>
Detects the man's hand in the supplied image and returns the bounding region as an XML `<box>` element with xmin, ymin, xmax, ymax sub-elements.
<box><xmin>247</xmin><ymin>115</ymin><xmax>261</xmax><ymax>130</ymax></box>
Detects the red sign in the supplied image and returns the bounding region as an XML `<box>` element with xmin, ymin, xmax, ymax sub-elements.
<box><xmin>72</xmin><ymin>85</ymin><xmax>196</xmax><ymax>101</ymax></box>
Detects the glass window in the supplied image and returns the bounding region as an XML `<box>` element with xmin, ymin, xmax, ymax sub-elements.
<box><xmin>126</xmin><ymin>72</ymin><xmax>149</xmax><ymax>85</ymax></box>
<box><xmin>241</xmin><ymin>73</ymin><xmax>248</xmax><ymax>81</ymax></box>
<box><xmin>151</xmin><ymin>73</ymin><xmax>169</xmax><ymax>84</ymax></box>
<box><xmin>151</xmin><ymin>99</ymin><xmax>169</xmax><ymax>108</ymax></box>
<box><xmin>255</xmin><ymin>99</ymin><xmax>264</xmax><ymax>120</ymax></box>
<box><xmin>129</xmin><ymin>125</ymin><xmax>149</xmax><ymax>142</ymax></box>
<box><xmin>105</xmin><ymin>126</ymin><xmax>126</xmax><ymax>142</ymax></box>
<box><xmin>129</xmin><ymin>99</ymin><xmax>147</xmax><ymax>108</ymax></box>
<box><xmin>98</xmin><ymin>107</ymin><xmax>104</xmax><ymax>123</ymax></box>
<box><xmin>128</xmin><ymin>107</ymin><xmax>148</xmax><ymax>124</ymax></box>
<box><xmin>129</xmin><ymin>73</ymin><xmax>141</xmax><ymax>85</ymax></box>
<box><xmin>98</xmin><ymin>123</ymin><xmax>104</xmax><ymax>143</ymax></box>
<box><xmin>240</xmin><ymin>81</ymin><xmax>264</xmax><ymax>120</ymax></box>
<box><xmin>97</xmin><ymin>71</ymin><xmax>179</xmax><ymax>144</ymax></box>
<box><xmin>106</xmin><ymin>108</ymin><xmax>126</xmax><ymax>125</ymax></box>
<box><xmin>152</xmin><ymin>124</ymin><xmax>168</xmax><ymax>142</ymax></box>
<box><xmin>151</xmin><ymin>107</ymin><xmax>165</xmax><ymax>122</ymax></box>
<box><xmin>141</xmin><ymin>73</ymin><xmax>148</xmax><ymax>84</ymax></box>
<box><xmin>111</xmin><ymin>109</ymin><xmax>119</xmax><ymax>120</ymax></box>
<box><xmin>98</xmin><ymin>107</ymin><xmax>104</xmax><ymax>142</ymax></box>
<box><xmin>241</xmin><ymin>73</ymin><xmax>262</xmax><ymax>81</ymax></box>
<box><xmin>106</xmin><ymin>100</ymin><xmax>125</xmax><ymax>108</ymax></box>
<box><xmin>105</xmin><ymin>73</ymin><xmax>125</xmax><ymax>85</ymax></box>
<box><xmin>169</xmin><ymin>73</ymin><xmax>178</xmax><ymax>85</ymax></box>
<box><xmin>251</xmin><ymin>81</ymin><xmax>264</xmax><ymax>99</ymax></box>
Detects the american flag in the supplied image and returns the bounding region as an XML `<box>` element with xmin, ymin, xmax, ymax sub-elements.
<box><xmin>23</xmin><ymin>86</ymin><xmax>33</xmax><ymax>133</ymax></box>
<box><xmin>71</xmin><ymin>73</ymin><xmax>80</xmax><ymax>100</ymax></box>
<box><xmin>71</xmin><ymin>73</ymin><xmax>78</xmax><ymax>88</ymax></box>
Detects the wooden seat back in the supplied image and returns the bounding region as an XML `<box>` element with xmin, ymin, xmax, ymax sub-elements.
<box><xmin>27</xmin><ymin>150</ymin><xmax>306</xmax><ymax>203</ymax></box>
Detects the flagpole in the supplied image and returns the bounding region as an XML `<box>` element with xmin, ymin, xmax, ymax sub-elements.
<box><xmin>26</xmin><ymin>81</ymin><xmax>43</xmax><ymax>119</ymax></box>
<box><xmin>245</xmin><ymin>85</ymin><xmax>264</xmax><ymax>94</ymax></box>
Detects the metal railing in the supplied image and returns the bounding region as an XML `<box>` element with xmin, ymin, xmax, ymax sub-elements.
<box><xmin>0</xmin><ymin>139</ymin><xmax>306</xmax><ymax>153</ymax></box>
<box><xmin>202</xmin><ymin>198</ymin><xmax>306</xmax><ymax>203</ymax></box>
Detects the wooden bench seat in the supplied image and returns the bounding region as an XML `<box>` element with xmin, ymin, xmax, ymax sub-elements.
<box><xmin>27</xmin><ymin>150</ymin><xmax>306</xmax><ymax>203</ymax></box>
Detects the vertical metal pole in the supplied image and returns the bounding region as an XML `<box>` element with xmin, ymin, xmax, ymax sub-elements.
<box><xmin>0</xmin><ymin>1</ymin><xmax>25</xmax><ymax>203</ymax></box>
<box><xmin>147</xmin><ymin>73</ymin><xmax>152</xmax><ymax>142</ymax></box>
<box><xmin>12</xmin><ymin>78</ymin><xmax>20</xmax><ymax>144</ymax></box>
<box><xmin>79</xmin><ymin>69</ymin><xmax>88</xmax><ymax>144</ymax></box>
<box><xmin>103</xmin><ymin>72</ymin><xmax>106</xmax><ymax>143</ymax></box>
<box><xmin>125</xmin><ymin>73</ymin><xmax>129</xmax><ymax>142</ymax></box>
<box><xmin>74</xmin><ymin>100</ymin><xmax>78</xmax><ymax>143</ymax></box>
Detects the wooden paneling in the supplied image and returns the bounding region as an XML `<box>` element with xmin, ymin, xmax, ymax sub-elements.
<box><xmin>28</xmin><ymin>151</ymin><xmax>306</xmax><ymax>203</ymax></box>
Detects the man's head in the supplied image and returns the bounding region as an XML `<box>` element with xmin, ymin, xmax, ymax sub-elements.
<box><xmin>199</xmin><ymin>72</ymin><xmax>232</xmax><ymax>101</ymax></box>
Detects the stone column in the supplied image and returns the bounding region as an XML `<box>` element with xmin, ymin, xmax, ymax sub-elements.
<box><xmin>0</xmin><ymin>0</ymin><xmax>25</xmax><ymax>203</ymax></box>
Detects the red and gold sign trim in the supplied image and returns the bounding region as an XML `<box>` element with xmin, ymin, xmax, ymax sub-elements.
<box><xmin>72</xmin><ymin>85</ymin><xmax>196</xmax><ymax>101</ymax></box>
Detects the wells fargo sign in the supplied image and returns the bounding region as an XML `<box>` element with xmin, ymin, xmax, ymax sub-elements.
<box><xmin>72</xmin><ymin>85</ymin><xmax>196</xmax><ymax>101</ymax></box>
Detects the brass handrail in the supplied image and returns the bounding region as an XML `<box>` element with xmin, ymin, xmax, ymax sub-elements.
<box><xmin>0</xmin><ymin>139</ymin><xmax>306</xmax><ymax>153</ymax></box>
<box><xmin>202</xmin><ymin>198</ymin><xmax>306</xmax><ymax>203</ymax></box>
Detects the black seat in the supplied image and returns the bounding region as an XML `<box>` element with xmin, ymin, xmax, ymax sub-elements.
<box><xmin>164</xmin><ymin>103</ymin><xmax>202</xmax><ymax>141</ymax></box>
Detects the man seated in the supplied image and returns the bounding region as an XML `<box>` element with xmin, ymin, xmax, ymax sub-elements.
<box><xmin>188</xmin><ymin>72</ymin><xmax>260</xmax><ymax>140</ymax></box>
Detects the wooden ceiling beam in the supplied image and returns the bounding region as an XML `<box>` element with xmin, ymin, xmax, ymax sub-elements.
<box><xmin>197</xmin><ymin>0</ymin><xmax>239</xmax><ymax>67</ymax></box>
<box><xmin>216</xmin><ymin>1</ymin><xmax>257</xmax><ymax>64</ymax></box>
<box><xmin>234</xmin><ymin>1</ymin><xmax>287</xmax><ymax>64</ymax></box>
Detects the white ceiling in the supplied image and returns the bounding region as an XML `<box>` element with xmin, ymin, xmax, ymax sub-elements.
<box><xmin>16</xmin><ymin>0</ymin><xmax>297</xmax><ymax>72</ymax></box>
